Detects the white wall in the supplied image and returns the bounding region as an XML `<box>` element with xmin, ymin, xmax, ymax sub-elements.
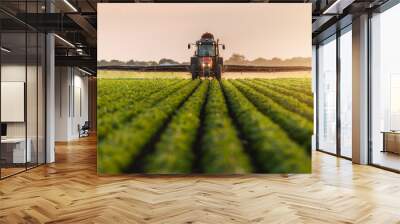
<box><xmin>72</xmin><ymin>73</ymin><xmax>89</xmax><ymax>138</ymax></box>
<box><xmin>1</xmin><ymin>63</ymin><xmax>46</xmax><ymax>164</ymax></box>
<box><xmin>1</xmin><ymin>65</ymin><xmax>26</xmax><ymax>138</ymax></box>
<box><xmin>55</xmin><ymin>67</ymin><xmax>70</xmax><ymax>141</ymax></box>
<box><xmin>55</xmin><ymin>67</ymin><xmax>89</xmax><ymax>141</ymax></box>
<box><xmin>1</xmin><ymin>65</ymin><xmax>36</xmax><ymax>138</ymax></box>
<box><xmin>1</xmin><ymin>64</ymin><xmax>26</xmax><ymax>81</ymax></box>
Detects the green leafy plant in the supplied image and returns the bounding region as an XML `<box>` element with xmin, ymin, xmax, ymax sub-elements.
<box><xmin>98</xmin><ymin>80</ymin><xmax>189</xmax><ymax>142</ymax></box>
<box><xmin>201</xmin><ymin>80</ymin><xmax>253</xmax><ymax>173</ymax></box>
<box><xmin>221</xmin><ymin>80</ymin><xmax>311</xmax><ymax>173</ymax></box>
<box><xmin>144</xmin><ymin>80</ymin><xmax>209</xmax><ymax>174</ymax></box>
<box><xmin>253</xmin><ymin>80</ymin><xmax>313</xmax><ymax>107</ymax></box>
<box><xmin>231</xmin><ymin>80</ymin><xmax>313</xmax><ymax>152</ymax></box>
<box><xmin>99</xmin><ymin>80</ymin><xmax>200</xmax><ymax>173</ymax></box>
<box><xmin>240</xmin><ymin>80</ymin><xmax>313</xmax><ymax>121</ymax></box>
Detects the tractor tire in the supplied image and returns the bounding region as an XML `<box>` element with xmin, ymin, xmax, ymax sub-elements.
<box><xmin>215</xmin><ymin>64</ymin><xmax>222</xmax><ymax>81</ymax></box>
<box><xmin>191</xmin><ymin>66</ymin><xmax>198</xmax><ymax>80</ymax></box>
<box><xmin>192</xmin><ymin>72</ymin><xmax>198</xmax><ymax>80</ymax></box>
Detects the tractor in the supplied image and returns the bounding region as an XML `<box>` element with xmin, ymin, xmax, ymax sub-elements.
<box><xmin>188</xmin><ymin>32</ymin><xmax>225</xmax><ymax>80</ymax></box>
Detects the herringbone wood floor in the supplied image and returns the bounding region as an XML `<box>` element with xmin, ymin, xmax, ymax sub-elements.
<box><xmin>0</xmin><ymin>135</ymin><xmax>400</xmax><ymax>224</ymax></box>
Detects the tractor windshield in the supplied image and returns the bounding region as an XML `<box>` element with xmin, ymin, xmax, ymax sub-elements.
<box><xmin>197</xmin><ymin>44</ymin><xmax>216</xmax><ymax>57</ymax></box>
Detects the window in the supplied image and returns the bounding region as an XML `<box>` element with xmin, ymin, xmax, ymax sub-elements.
<box><xmin>339</xmin><ymin>27</ymin><xmax>352</xmax><ymax>158</ymax></box>
<box><xmin>370</xmin><ymin>3</ymin><xmax>400</xmax><ymax>171</ymax></box>
<box><xmin>317</xmin><ymin>36</ymin><xmax>337</xmax><ymax>154</ymax></box>
<box><xmin>197</xmin><ymin>44</ymin><xmax>216</xmax><ymax>57</ymax></box>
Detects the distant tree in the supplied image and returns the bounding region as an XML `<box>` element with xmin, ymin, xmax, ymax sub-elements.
<box><xmin>109</xmin><ymin>59</ymin><xmax>124</xmax><ymax>66</ymax></box>
<box><xmin>98</xmin><ymin>59</ymin><xmax>109</xmax><ymax>66</ymax></box>
<box><xmin>148</xmin><ymin>61</ymin><xmax>158</xmax><ymax>66</ymax></box>
<box><xmin>224</xmin><ymin>54</ymin><xmax>311</xmax><ymax>67</ymax></box>
<box><xmin>225</xmin><ymin>54</ymin><xmax>247</xmax><ymax>65</ymax></box>
<box><xmin>126</xmin><ymin>59</ymin><xmax>136</xmax><ymax>65</ymax></box>
<box><xmin>252</xmin><ymin>57</ymin><xmax>268</xmax><ymax>66</ymax></box>
<box><xmin>159</xmin><ymin>58</ymin><xmax>179</xmax><ymax>65</ymax></box>
<box><xmin>135</xmin><ymin>61</ymin><xmax>148</xmax><ymax>66</ymax></box>
<box><xmin>270</xmin><ymin>57</ymin><xmax>283</xmax><ymax>65</ymax></box>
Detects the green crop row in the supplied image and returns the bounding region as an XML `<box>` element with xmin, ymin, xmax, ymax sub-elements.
<box><xmin>259</xmin><ymin>79</ymin><xmax>313</xmax><ymax>96</ymax></box>
<box><xmin>221</xmin><ymin>80</ymin><xmax>311</xmax><ymax>173</ymax></box>
<box><xmin>230</xmin><ymin>80</ymin><xmax>313</xmax><ymax>151</ymax></box>
<box><xmin>144</xmin><ymin>80</ymin><xmax>209</xmax><ymax>174</ymax></box>
<box><xmin>201</xmin><ymin>80</ymin><xmax>253</xmax><ymax>174</ymax></box>
<box><xmin>98</xmin><ymin>79</ymin><xmax>182</xmax><ymax>118</ymax></box>
<box><xmin>240</xmin><ymin>80</ymin><xmax>313</xmax><ymax>121</ymax></box>
<box><xmin>98</xmin><ymin>79</ymin><xmax>179</xmax><ymax>118</ymax></box>
<box><xmin>98</xmin><ymin>80</ymin><xmax>201</xmax><ymax>174</ymax></box>
<box><xmin>98</xmin><ymin>80</ymin><xmax>190</xmax><ymax>142</ymax></box>
<box><xmin>253</xmin><ymin>80</ymin><xmax>313</xmax><ymax>107</ymax></box>
<box><xmin>262</xmin><ymin>78</ymin><xmax>311</xmax><ymax>86</ymax></box>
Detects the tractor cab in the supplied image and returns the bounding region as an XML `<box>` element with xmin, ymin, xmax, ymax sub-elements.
<box><xmin>188</xmin><ymin>32</ymin><xmax>225</xmax><ymax>80</ymax></box>
<box><xmin>196</xmin><ymin>40</ymin><xmax>217</xmax><ymax>57</ymax></box>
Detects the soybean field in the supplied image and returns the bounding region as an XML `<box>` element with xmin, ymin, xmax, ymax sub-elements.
<box><xmin>98</xmin><ymin>76</ymin><xmax>313</xmax><ymax>174</ymax></box>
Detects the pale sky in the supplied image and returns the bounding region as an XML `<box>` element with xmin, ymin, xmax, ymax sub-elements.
<box><xmin>98</xmin><ymin>3</ymin><xmax>311</xmax><ymax>63</ymax></box>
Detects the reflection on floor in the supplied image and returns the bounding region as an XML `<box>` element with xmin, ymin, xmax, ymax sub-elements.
<box><xmin>0</xmin><ymin>167</ymin><xmax>25</xmax><ymax>178</ymax></box>
<box><xmin>0</xmin><ymin>162</ymin><xmax>42</xmax><ymax>178</ymax></box>
<box><xmin>0</xmin><ymin>135</ymin><xmax>400</xmax><ymax>223</ymax></box>
<box><xmin>373</xmin><ymin>150</ymin><xmax>400</xmax><ymax>171</ymax></box>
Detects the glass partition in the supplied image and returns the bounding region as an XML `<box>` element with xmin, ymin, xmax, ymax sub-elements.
<box><xmin>317</xmin><ymin>35</ymin><xmax>337</xmax><ymax>154</ymax></box>
<box><xmin>0</xmin><ymin>2</ymin><xmax>46</xmax><ymax>179</ymax></box>
<box><xmin>1</xmin><ymin>31</ymin><xmax>28</xmax><ymax>177</ymax></box>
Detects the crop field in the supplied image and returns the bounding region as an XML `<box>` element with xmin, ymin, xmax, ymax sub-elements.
<box><xmin>98</xmin><ymin>75</ymin><xmax>313</xmax><ymax>174</ymax></box>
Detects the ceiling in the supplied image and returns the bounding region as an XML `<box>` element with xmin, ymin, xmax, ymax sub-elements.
<box><xmin>0</xmin><ymin>0</ymin><xmax>394</xmax><ymax>74</ymax></box>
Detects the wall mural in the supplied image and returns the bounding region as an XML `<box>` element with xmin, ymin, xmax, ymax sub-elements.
<box><xmin>97</xmin><ymin>3</ymin><xmax>313</xmax><ymax>174</ymax></box>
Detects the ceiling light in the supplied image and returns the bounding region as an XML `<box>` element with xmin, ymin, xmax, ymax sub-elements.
<box><xmin>54</xmin><ymin>34</ymin><xmax>75</xmax><ymax>48</ymax></box>
<box><xmin>63</xmin><ymin>0</ymin><xmax>78</xmax><ymax>12</ymax></box>
<box><xmin>78</xmin><ymin>67</ymin><xmax>93</xmax><ymax>76</ymax></box>
<box><xmin>323</xmin><ymin>0</ymin><xmax>355</xmax><ymax>15</ymax></box>
<box><xmin>1</xmin><ymin>47</ymin><xmax>11</xmax><ymax>53</ymax></box>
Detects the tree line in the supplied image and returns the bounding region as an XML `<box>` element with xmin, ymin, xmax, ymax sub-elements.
<box><xmin>98</xmin><ymin>54</ymin><xmax>311</xmax><ymax>67</ymax></box>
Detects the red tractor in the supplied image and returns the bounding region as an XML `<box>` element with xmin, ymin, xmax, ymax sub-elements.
<box><xmin>188</xmin><ymin>32</ymin><xmax>225</xmax><ymax>80</ymax></box>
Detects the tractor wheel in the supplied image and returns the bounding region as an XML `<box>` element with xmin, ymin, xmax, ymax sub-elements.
<box><xmin>191</xmin><ymin>65</ymin><xmax>198</xmax><ymax>80</ymax></box>
<box><xmin>191</xmin><ymin>72</ymin><xmax>198</xmax><ymax>80</ymax></box>
<box><xmin>215</xmin><ymin>64</ymin><xmax>222</xmax><ymax>81</ymax></box>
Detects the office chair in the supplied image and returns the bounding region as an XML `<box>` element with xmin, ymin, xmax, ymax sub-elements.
<box><xmin>79</xmin><ymin>121</ymin><xmax>90</xmax><ymax>138</ymax></box>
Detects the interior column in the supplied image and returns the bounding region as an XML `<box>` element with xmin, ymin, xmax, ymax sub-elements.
<box><xmin>352</xmin><ymin>14</ymin><xmax>369</xmax><ymax>164</ymax></box>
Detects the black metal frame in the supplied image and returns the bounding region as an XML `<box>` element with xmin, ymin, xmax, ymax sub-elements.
<box><xmin>315</xmin><ymin>44</ymin><xmax>319</xmax><ymax>151</ymax></box>
<box><xmin>315</xmin><ymin>23</ymin><xmax>353</xmax><ymax>162</ymax></box>
<box><xmin>336</xmin><ymin>25</ymin><xmax>341</xmax><ymax>158</ymax></box>
<box><xmin>367</xmin><ymin>10</ymin><xmax>373</xmax><ymax>166</ymax></box>
<box><xmin>0</xmin><ymin>0</ymin><xmax>47</xmax><ymax>180</ymax></box>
